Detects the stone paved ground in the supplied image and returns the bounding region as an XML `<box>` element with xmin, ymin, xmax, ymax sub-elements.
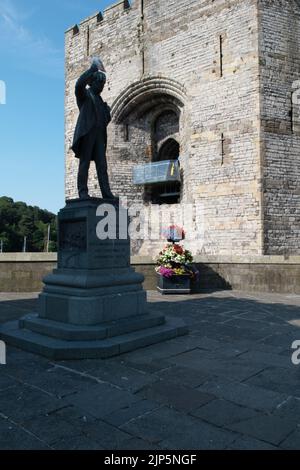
<box><xmin>0</xmin><ymin>290</ymin><xmax>300</xmax><ymax>450</ymax></box>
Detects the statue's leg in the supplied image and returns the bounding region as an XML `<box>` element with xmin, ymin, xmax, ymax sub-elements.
<box><xmin>77</xmin><ymin>158</ymin><xmax>90</xmax><ymax>198</ymax></box>
<box><xmin>77</xmin><ymin>130</ymin><xmax>96</xmax><ymax>198</ymax></box>
<box><xmin>94</xmin><ymin>138</ymin><xmax>117</xmax><ymax>199</ymax></box>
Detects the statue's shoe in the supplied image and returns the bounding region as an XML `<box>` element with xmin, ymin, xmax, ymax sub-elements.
<box><xmin>102</xmin><ymin>193</ymin><xmax>119</xmax><ymax>201</ymax></box>
<box><xmin>79</xmin><ymin>192</ymin><xmax>91</xmax><ymax>200</ymax></box>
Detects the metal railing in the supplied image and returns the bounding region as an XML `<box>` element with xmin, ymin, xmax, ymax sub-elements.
<box><xmin>133</xmin><ymin>160</ymin><xmax>180</xmax><ymax>185</ymax></box>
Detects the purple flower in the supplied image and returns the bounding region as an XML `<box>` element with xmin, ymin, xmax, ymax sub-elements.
<box><xmin>158</xmin><ymin>267</ymin><xmax>174</xmax><ymax>278</ymax></box>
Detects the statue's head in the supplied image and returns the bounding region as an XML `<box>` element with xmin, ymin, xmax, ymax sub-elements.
<box><xmin>89</xmin><ymin>71</ymin><xmax>106</xmax><ymax>95</ymax></box>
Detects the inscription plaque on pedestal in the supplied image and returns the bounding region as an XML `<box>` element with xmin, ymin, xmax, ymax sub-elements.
<box><xmin>59</xmin><ymin>219</ymin><xmax>87</xmax><ymax>252</ymax></box>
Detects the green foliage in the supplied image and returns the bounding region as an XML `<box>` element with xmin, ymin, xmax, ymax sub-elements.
<box><xmin>0</xmin><ymin>197</ymin><xmax>57</xmax><ymax>252</ymax></box>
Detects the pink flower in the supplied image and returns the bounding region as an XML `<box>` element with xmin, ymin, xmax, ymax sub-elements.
<box><xmin>158</xmin><ymin>267</ymin><xmax>174</xmax><ymax>278</ymax></box>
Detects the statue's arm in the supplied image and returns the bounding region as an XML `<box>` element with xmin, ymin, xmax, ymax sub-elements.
<box><xmin>103</xmin><ymin>104</ymin><xmax>111</xmax><ymax>151</ymax></box>
<box><xmin>104</xmin><ymin>103</ymin><xmax>112</xmax><ymax>124</ymax></box>
<box><xmin>75</xmin><ymin>64</ymin><xmax>98</xmax><ymax>106</ymax></box>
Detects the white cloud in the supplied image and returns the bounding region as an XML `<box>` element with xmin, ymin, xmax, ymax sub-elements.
<box><xmin>0</xmin><ymin>0</ymin><xmax>64</xmax><ymax>79</ymax></box>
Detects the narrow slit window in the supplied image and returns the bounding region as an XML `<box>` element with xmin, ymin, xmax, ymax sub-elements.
<box><xmin>291</xmin><ymin>93</ymin><xmax>293</xmax><ymax>133</ymax></box>
<box><xmin>87</xmin><ymin>26</ymin><xmax>90</xmax><ymax>56</ymax></box>
<box><xmin>221</xmin><ymin>132</ymin><xmax>225</xmax><ymax>164</ymax></box>
<box><xmin>141</xmin><ymin>0</ymin><xmax>145</xmax><ymax>73</ymax></box>
<box><xmin>219</xmin><ymin>35</ymin><xmax>224</xmax><ymax>78</ymax></box>
<box><xmin>124</xmin><ymin>124</ymin><xmax>130</xmax><ymax>142</ymax></box>
<box><xmin>142</xmin><ymin>50</ymin><xmax>145</xmax><ymax>75</ymax></box>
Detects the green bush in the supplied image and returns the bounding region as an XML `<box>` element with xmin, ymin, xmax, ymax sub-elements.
<box><xmin>0</xmin><ymin>196</ymin><xmax>57</xmax><ymax>252</ymax></box>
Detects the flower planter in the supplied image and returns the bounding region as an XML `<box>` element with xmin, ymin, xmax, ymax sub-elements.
<box><xmin>157</xmin><ymin>274</ymin><xmax>191</xmax><ymax>295</ymax></box>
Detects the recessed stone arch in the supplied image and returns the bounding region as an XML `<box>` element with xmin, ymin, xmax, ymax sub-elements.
<box><xmin>108</xmin><ymin>76</ymin><xmax>186</xmax><ymax>208</ymax></box>
<box><xmin>111</xmin><ymin>76</ymin><xmax>187</xmax><ymax>123</ymax></box>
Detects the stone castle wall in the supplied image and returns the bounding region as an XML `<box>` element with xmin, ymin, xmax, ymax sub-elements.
<box><xmin>258</xmin><ymin>0</ymin><xmax>300</xmax><ymax>255</ymax></box>
<box><xmin>65</xmin><ymin>0</ymin><xmax>300</xmax><ymax>257</ymax></box>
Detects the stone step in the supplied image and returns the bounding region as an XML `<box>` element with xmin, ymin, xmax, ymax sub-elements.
<box><xmin>0</xmin><ymin>317</ymin><xmax>188</xmax><ymax>360</ymax></box>
<box><xmin>19</xmin><ymin>312</ymin><xmax>166</xmax><ymax>341</ymax></box>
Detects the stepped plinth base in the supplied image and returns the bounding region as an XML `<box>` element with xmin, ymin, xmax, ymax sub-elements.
<box><xmin>0</xmin><ymin>198</ymin><xmax>188</xmax><ymax>359</ymax></box>
<box><xmin>0</xmin><ymin>313</ymin><xmax>187</xmax><ymax>360</ymax></box>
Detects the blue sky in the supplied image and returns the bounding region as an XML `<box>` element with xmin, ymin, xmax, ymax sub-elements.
<box><xmin>0</xmin><ymin>0</ymin><xmax>113</xmax><ymax>214</ymax></box>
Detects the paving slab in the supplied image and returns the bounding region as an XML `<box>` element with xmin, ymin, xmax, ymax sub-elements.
<box><xmin>17</xmin><ymin>366</ymin><xmax>100</xmax><ymax>398</ymax></box>
<box><xmin>51</xmin><ymin>435</ymin><xmax>103</xmax><ymax>450</ymax></box>
<box><xmin>65</xmin><ymin>383</ymin><xmax>142</xmax><ymax>419</ymax></box>
<box><xmin>154</xmin><ymin>365</ymin><xmax>211</xmax><ymax>388</ymax></box>
<box><xmin>102</xmin><ymin>400</ymin><xmax>161</xmax><ymax>427</ymax></box>
<box><xmin>198</xmin><ymin>379</ymin><xmax>289</xmax><ymax>412</ymax></box>
<box><xmin>51</xmin><ymin>404</ymin><xmax>97</xmax><ymax>424</ymax></box>
<box><xmin>0</xmin><ymin>416</ymin><xmax>50</xmax><ymax>450</ymax></box>
<box><xmin>227</xmin><ymin>435</ymin><xmax>278</xmax><ymax>450</ymax></box>
<box><xmin>0</xmin><ymin>383</ymin><xmax>64</xmax><ymax>423</ymax></box>
<box><xmin>21</xmin><ymin>414</ymin><xmax>83</xmax><ymax>446</ymax></box>
<box><xmin>226</xmin><ymin>414</ymin><xmax>297</xmax><ymax>446</ymax></box>
<box><xmin>245</xmin><ymin>367</ymin><xmax>300</xmax><ymax>397</ymax></box>
<box><xmin>0</xmin><ymin>374</ymin><xmax>19</xmax><ymax>392</ymax></box>
<box><xmin>120</xmin><ymin>406</ymin><xmax>238</xmax><ymax>449</ymax></box>
<box><xmin>49</xmin><ymin>404</ymin><xmax>134</xmax><ymax>448</ymax></box>
<box><xmin>137</xmin><ymin>379</ymin><xmax>216</xmax><ymax>412</ymax></box>
<box><xmin>119</xmin><ymin>358</ymin><xmax>173</xmax><ymax>374</ymax></box>
<box><xmin>69</xmin><ymin>418</ymin><xmax>134</xmax><ymax>448</ymax></box>
<box><xmin>272</xmin><ymin>396</ymin><xmax>300</xmax><ymax>424</ymax></box>
<box><xmin>191</xmin><ymin>399</ymin><xmax>261</xmax><ymax>427</ymax></box>
<box><xmin>112</xmin><ymin>437</ymin><xmax>161</xmax><ymax>450</ymax></box>
<box><xmin>279</xmin><ymin>429</ymin><xmax>300</xmax><ymax>450</ymax></box>
<box><xmin>237</xmin><ymin>350</ymin><xmax>294</xmax><ymax>369</ymax></box>
<box><xmin>55</xmin><ymin>359</ymin><xmax>156</xmax><ymax>393</ymax></box>
<box><xmin>169</xmin><ymin>349</ymin><xmax>265</xmax><ymax>381</ymax></box>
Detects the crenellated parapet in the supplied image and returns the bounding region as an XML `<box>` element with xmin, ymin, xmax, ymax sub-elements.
<box><xmin>65</xmin><ymin>24</ymin><xmax>79</xmax><ymax>36</ymax></box>
<box><xmin>104</xmin><ymin>0</ymin><xmax>131</xmax><ymax>17</ymax></box>
<box><xmin>65</xmin><ymin>0</ymin><xmax>132</xmax><ymax>37</ymax></box>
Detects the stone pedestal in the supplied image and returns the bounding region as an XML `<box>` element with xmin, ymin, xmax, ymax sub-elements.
<box><xmin>0</xmin><ymin>199</ymin><xmax>187</xmax><ymax>359</ymax></box>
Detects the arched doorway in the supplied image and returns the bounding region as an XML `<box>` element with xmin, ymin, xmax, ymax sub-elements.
<box><xmin>158</xmin><ymin>138</ymin><xmax>180</xmax><ymax>161</ymax></box>
<box><xmin>149</xmin><ymin>113</ymin><xmax>181</xmax><ymax>205</ymax></box>
<box><xmin>111</xmin><ymin>77</ymin><xmax>186</xmax><ymax>205</ymax></box>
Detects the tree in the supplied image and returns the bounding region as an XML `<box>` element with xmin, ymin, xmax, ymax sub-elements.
<box><xmin>0</xmin><ymin>196</ymin><xmax>57</xmax><ymax>252</ymax></box>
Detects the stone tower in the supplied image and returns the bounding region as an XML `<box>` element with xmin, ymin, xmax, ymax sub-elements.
<box><xmin>65</xmin><ymin>0</ymin><xmax>300</xmax><ymax>257</ymax></box>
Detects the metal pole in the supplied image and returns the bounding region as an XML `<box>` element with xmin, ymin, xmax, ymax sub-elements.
<box><xmin>23</xmin><ymin>236</ymin><xmax>27</xmax><ymax>253</ymax></box>
<box><xmin>46</xmin><ymin>224</ymin><xmax>50</xmax><ymax>253</ymax></box>
<box><xmin>0</xmin><ymin>240</ymin><xmax>3</xmax><ymax>253</ymax></box>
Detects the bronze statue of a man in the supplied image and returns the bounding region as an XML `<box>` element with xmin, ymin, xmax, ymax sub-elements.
<box><xmin>71</xmin><ymin>58</ymin><xmax>117</xmax><ymax>200</ymax></box>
